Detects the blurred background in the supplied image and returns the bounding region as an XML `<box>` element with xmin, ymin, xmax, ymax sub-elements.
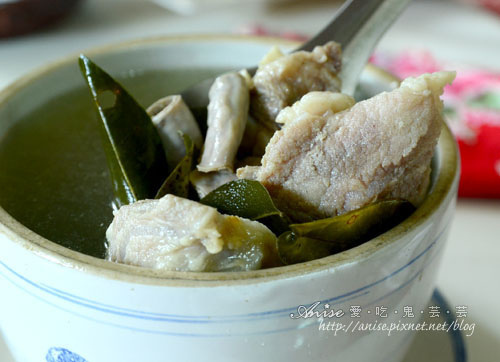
<box><xmin>1</xmin><ymin>0</ymin><xmax>499</xmax><ymax>361</ymax></box>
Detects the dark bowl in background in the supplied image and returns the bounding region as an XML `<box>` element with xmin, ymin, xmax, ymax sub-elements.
<box><xmin>0</xmin><ymin>0</ymin><xmax>82</xmax><ymax>38</ymax></box>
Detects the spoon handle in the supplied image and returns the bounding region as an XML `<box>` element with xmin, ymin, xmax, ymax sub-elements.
<box><xmin>181</xmin><ymin>0</ymin><xmax>411</xmax><ymax>108</ymax></box>
<box><xmin>299</xmin><ymin>0</ymin><xmax>411</xmax><ymax>95</ymax></box>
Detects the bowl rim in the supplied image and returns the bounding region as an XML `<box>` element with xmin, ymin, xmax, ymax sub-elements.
<box><xmin>0</xmin><ymin>34</ymin><xmax>459</xmax><ymax>286</ymax></box>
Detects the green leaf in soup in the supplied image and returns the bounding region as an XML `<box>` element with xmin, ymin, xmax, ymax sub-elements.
<box><xmin>79</xmin><ymin>55</ymin><xmax>168</xmax><ymax>207</ymax></box>
<box><xmin>292</xmin><ymin>199</ymin><xmax>415</xmax><ymax>242</ymax></box>
<box><xmin>258</xmin><ymin>214</ymin><xmax>291</xmax><ymax>237</ymax></box>
<box><xmin>277</xmin><ymin>232</ymin><xmax>334</xmax><ymax>265</ymax></box>
<box><xmin>278</xmin><ymin>200</ymin><xmax>416</xmax><ymax>265</ymax></box>
<box><xmin>155</xmin><ymin>133</ymin><xmax>194</xmax><ymax>199</ymax></box>
<box><xmin>200</xmin><ymin>179</ymin><xmax>283</xmax><ymax>220</ymax></box>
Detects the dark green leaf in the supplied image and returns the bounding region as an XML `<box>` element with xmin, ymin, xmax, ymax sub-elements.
<box><xmin>278</xmin><ymin>200</ymin><xmax>415</xmax><ymax>265</ymax></box>
<box><xmin>258</xmin><ymin>214</ymin><xmax>291</xmax><ymax>237</ymax></box>
<box><xmin>277</xmin><ymin>232</ymin><xmax>334</xmax><ymax>265</ymax></box>
<box><xmin>79</xmin><ymin>55</ymin><xmax>168</xmax><ymax>207</ymax></box>
<box><xmin>200</xmin><ymin>179</ymin><xmax>283</xmax><ymax>220</ymax></box>
<box><xmin>155</xmin><ymin>134</ymin><xmax>194</xmax><ymax>199</ymax></box>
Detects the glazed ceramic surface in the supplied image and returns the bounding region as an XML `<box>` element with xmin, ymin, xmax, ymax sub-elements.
<box><xmin>0</xmin><ymin>36</ymin><xmax>459</xmax><ymax>362</ymax></box>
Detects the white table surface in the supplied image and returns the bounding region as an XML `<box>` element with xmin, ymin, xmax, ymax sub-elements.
<box><xmin>1</xmin><ymin>0</ymin><xmax>499</xmax><ymax>361</ymax></box>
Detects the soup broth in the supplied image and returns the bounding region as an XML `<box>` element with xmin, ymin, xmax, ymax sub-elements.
<box><xmin>0</xmin><ymin>68</ymin><xmax>226</xmax><ymax>258</ymax></box>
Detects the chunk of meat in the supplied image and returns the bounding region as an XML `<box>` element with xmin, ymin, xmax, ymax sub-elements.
<box><xmin>238</xmin><ymin>71</ymin><xmax>456</xmax><ymax>222</ymax></box>
<box><xmin>275</xmin><ymin>92</ymin><xmax>355</xmax><ymax>125</ymax></box>
<box><xmin>106</xmin><ymin>194</ymin><xmax>279</xmax><ymax>271</ymax></box>
<box><xmin>251</xmin><ymin>41</ymin><xmax>342</xmax><ymax>127</ymax></box>
<box><xmin>197</xmin><ymin>72</ymin><xmax>249</xmax><ymax>172</ymax></box>
<box><xmin>147</xmin><ymin>95</ymin><xmax>203</xmax><ymax>166</ymax></box>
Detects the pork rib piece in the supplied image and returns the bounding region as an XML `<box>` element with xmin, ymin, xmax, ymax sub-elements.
<box><xmin>251</xmin><ymin>41</ymin><xmax>342</xmax><ymax>128</ymax></box>
<box><xmin>238</xmin><ymin>71</ymin><xmax>456</xmax><ymax>222</ymax></box>
<box><xmin>106</xmin><ymin>194</ymin><xmax>279</xmax><ymax>272</ymax></box>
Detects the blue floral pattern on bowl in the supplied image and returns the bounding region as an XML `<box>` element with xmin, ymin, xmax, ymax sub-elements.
<box><xmin>46</xmin><ymin>347</ymin><xmax>88</xmax><ymax>362</ymax></box>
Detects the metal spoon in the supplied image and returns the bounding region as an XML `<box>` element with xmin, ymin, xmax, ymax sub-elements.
<box><xmin>182</xmin><ymin>0</ymin><xmax>411</xmax><ymax>109</ymax></box>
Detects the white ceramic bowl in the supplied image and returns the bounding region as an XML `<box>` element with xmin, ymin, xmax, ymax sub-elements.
<box><xmin>0</xmin><ymin>35</ymin><xmax>459</xmax><ymax>362</ymax></box>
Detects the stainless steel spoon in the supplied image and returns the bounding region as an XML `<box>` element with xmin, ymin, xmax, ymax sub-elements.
<box><xmin>182</xmin><ymin>0</ymin><xmax>411</xmax><ymax>109</ymax></box>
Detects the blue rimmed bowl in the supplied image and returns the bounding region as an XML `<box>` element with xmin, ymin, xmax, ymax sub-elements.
<box><xmin>0</xmin><ymin>35</ymin><xmax>459</xmax><ymax>362</ymax></box>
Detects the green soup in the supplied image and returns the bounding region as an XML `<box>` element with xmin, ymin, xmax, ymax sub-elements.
<box><xmin>0</xmin><ymin>68</ymin><xmax>225</xmax><ymax>258</ymax></box>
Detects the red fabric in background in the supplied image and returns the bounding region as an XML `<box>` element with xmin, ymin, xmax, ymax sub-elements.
<box><xmin>458</xmin><ymin>125</ymin><xmax>500</xmax><ymax>197</ymax></box>
<box><xmin>481</xmin><ymin>0</ymin><xmax>500</xmax><ymax>15</ymax></box>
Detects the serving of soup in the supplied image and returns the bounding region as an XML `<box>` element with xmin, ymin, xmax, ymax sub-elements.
<box><xmin>0</xmin><ymin>68</ymin><xmax>226</xmax><ymax>258</ymax></box>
